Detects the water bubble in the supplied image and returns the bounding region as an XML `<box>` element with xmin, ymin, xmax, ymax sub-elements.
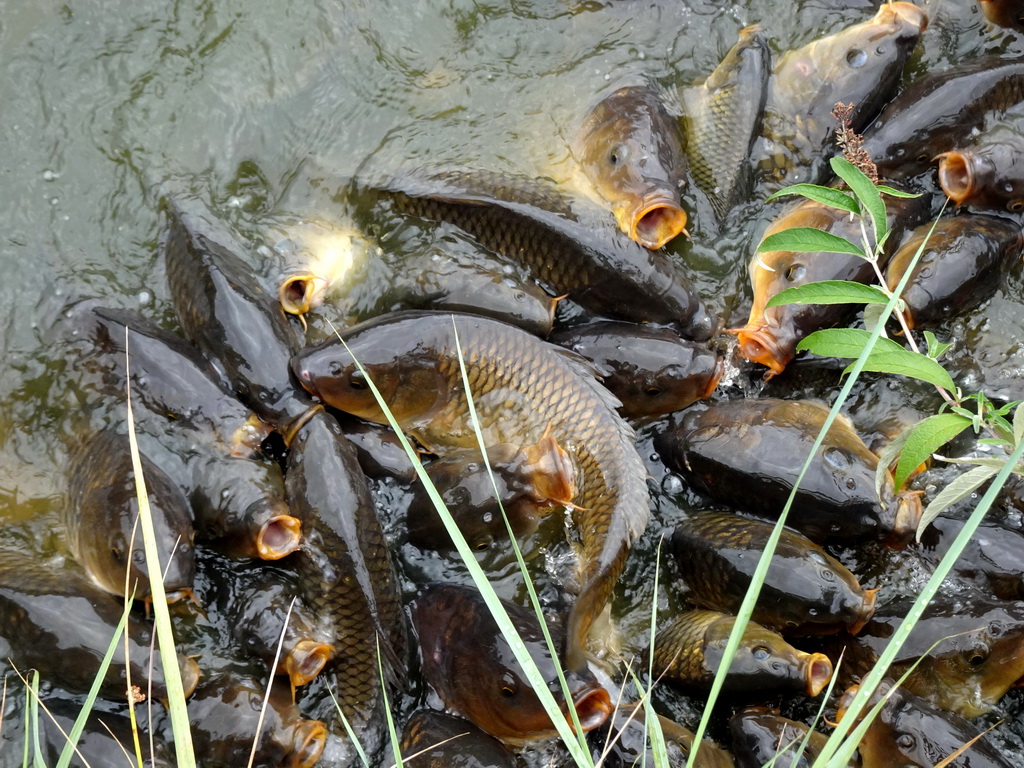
<box><xmin>50</xmin><ymin>197</ymin><xmax>59</xmax><ymax>206</ymax></box>
<box><xmin>661</xmin><ymin>473</ymin><xmax>684</xmax><ymax>495</ymax></box>
<box><xmin>42</xmin><ymin>170</ymin><xmax>57</xmax><ymax>181</ymax></box>
<box><xmin>138</xmin><ymin>290</ymin><xmax>152</xmax><ymax>306</ymax></box>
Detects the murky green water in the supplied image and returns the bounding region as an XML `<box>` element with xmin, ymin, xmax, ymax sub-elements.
<box><xmin>3</xmin><ymin>0</ymin><xmax>1024</xmax><ymax>764</ymax></box>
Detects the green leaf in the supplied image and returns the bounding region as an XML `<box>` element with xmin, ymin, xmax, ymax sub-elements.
<box><xmin>876</xmin><ymin>427</ymin><xmax>912</xmax><ymax>500</ymax></box>
<box><xmin>936</xmin><ymin>454</ymin><xmax>1018</xmax><ymax>470</ymax></box>
<box><xmin>765</xmin><ymin>280</ymin><xmax>891</xmax><ymax>308</ymax></box>
<box><xmin>766</xmin><ymin>184</ymin><xmax>860</xmax><ymax>214</ymax></box>
<box><xmin>862</xmin><ymin>302</ymin><xmax>888</xmax><ymax>336</ymax></box>
<box><xmin>918</xmin><ymin>465</ymin><xmax>1000</xmax><ymax>538</ymax></box>
<box><xmin>876</xmin><ymin>185</ymin><xmax>922</xmax><ymax>199</ymax></box>
<box><xmin>894</xmin><ymin>413</ymin><xmax>973</xmax><ymax>491</ymax></box>
<box><xmin>756</xmin><ymin>227</ymin><xmax>865</xmax><ymax>258</ymax></box>
<box><xmin>1015</xmin><ymin>402</ymin><xmax>1024</xmax><ymax>445</ymax></box>
<box><xmin>831</xmin><ymin>156</ymin><xmax>887</xmax><ymax>246</ymax></box>
<box><xmin>797</xmin><ymin>329</ymin><xmax>958</xmax><ymax>391</ymax></box>
<box><xmin>923</xmin><ymin>331</ymin><xmax>953</xmax><ymax>361</ymax></box>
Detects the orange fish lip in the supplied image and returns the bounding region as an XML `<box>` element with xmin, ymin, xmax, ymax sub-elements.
<box><xmin>702</xmin><ymin>356</ymin><xmax>726</xmax><ymax>400</ymax></box>
<box><xmin>879</xmin><ymin>1</ymin><xmax>929</xmax><ymax>32</ymax></box>
<box><xmin>283</xmin><ymin>639</ymin><xmax>334</xmax><ymax>688</ymax></box>
<box><xmin>805</xmin><ymin>652</ymin><xmax>834</xmax><ymax>697</ymax></box>
<box><xmin>728</xmin><ymin>326</ymin><xmax>788</xmax><ymax>376</ymax></box>
<box><xmin>177</xmin><ymin>655</ymin><xmax>202</xmax><ymax>700</ymax></box>
<box><xmin>568</xmin><ymin>684</ymin><xmax>614</xmax><ymax>733</ymax></box>
<box><xmin>257</xmin><ymin>514</ymin><xmax>303</xmax><ymax>560</ymax></box>
<box><xmin>888</xmin><ymin>489</ymin><xmax>924</xmax><ymax>546</ymax></box>
<box><xmin>936</xmin><ymin>151</ymin><xmax>974</xmax><ymax>205</ymax></box>
<box><xmin>279</xmin><ymin>273</ymin><xmax>329</xmax><ymax>317</ymax></box>
<box><xmin>848</xmin><ymin>588</ymin><xmax>879</xmax><ymax>636</ymax></box>
<box><xmin>292</xmin><ymin>719</ymin><xmax>328</xmax><ymax>768</ymax></box>
<box><xmin>628</xmin><ymin>198</ymin><xmax>688</xmax><ymax>250</ymax></box>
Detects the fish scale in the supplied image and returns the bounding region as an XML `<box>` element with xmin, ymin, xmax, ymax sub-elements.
<box><xmin>292</xmin><ymin>311</ymin><xmax>650</xmax><ymax>672</ymax></box>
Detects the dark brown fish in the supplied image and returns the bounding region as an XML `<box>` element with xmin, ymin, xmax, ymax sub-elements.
<box><xmin>339</xmin><ymin>416</ymin><xmax>418</xmax><ymax>482</ymax></box>
<box><xmin>292</xmin><ymin>311</ymin><xmax>649</xmax><ymax>673</ymax></box>
<box><xmin>938</xmin><ymin>127</ymin><xmax>1024</xmax><ymax>210</ymax></box>
<box><xmin>549</xmin><ymin>321</ymin><xmax>722</xmax><ymax>418</ymax></box>
<box><xmin>572</xmin><ymin>82</ymin><xmax>688</xmax><ymax>248</ymax></box>
<box><xmin>284</xmin><ymin>408</ymin><xmax>407</xmax><ymax>733</ymax></box>
<box><xmin>886</xmin><ymin>214</ymin><xmax>1024</xmax><ymax>329</ymax></box>
<box><xmin>587</xmin><ymin>709</ymin><xmax>733</xmax><ymax>768</ymax></box>
<box><xmin>411</xmin><ymin>583</ymin><xmax>612</xmax><ymax>746</ymax></box>
<box><xmin>837</xmin><ymin>681</ymin><xmax>1012</xmax><ymax>768</ymax></box>
<box><xmin>0</xmin><ymin>550</ymin><xmax>200</xmax><ymax>702</ymax></box>
<box><xmin>862</xmin><ymin>58</ymin><xmax>1024</xmax><ymax>179</ymax></box>
<box><xmin>650</xmin><ymin>609</ymin><xmax>833</xmax><ymax>696</ymax></box>
<box><xmin>758</xmin><ymin>2</ymin><xmax>926</xmax><ymax>186</ymax></box>
<box><xmin>919</xmin><ymin>512</ymin><xmax>1024</xmax><ymax>600</ymax></box>
<box><xmin>163</xmin><ymin>200</ymin><xmax>318</xmax><ymax>443</ymax></box>
<box><xmin>64</xmin><ymin>428</ymin><xmax>195</xmax><ymax>602</ymax></box>
<box><xmin>978</xmin><ymin>0</ymin><xmax>1024</xmax><ymax>30</ymax></box>
<box><xmin>734</xmin><ymin>189</ymin><xmax>929</xmax><ymax>375</ymax></box>
<box><xmin>186</xmin><ymin>674</ymin><xmax>327</xmax><ymax>768</ymax></box>
<box><xmin>371</xmin><ymin>170</ymin><xmax>716</xmax><ymax>339</ymax></box>
<box><xmin>37</xmin><ymin>699</ymin><xmax>173</xmax><ymax>768</ymax></box>
<box><xmin>729</xmin><ymin>707</ymin><xmax>835</xmax><ymax>768</ymax></box>
<box><xmin>683</xmin><ymin>24</ymin><xmax>770</xmax><ymax>219</ymax></box>
<box><xmin>830</xmin><ymin>594</ymin><xmax>1024</xmax><ymax>717</ymax></box>
<box><xmin>670</xmin><ymin>511</ymin><xmax>876</xmax><ymax>634</ymax></box>
<box><xmin>399</xmin><ymin>710</ymin><xmax>516</xmax><ymax>767</ymax></box>
<box><xmin>655</xmin><ymin>399</ymin><xmax>921</xmax><ymax>543</ymax></box>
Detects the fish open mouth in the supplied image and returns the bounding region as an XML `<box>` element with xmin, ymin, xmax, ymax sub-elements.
<box><xmin>849</xmin><ymin>588</ymin><xmax>879</xmax><ymax>635</ymax></box>
<box><xmin>291</xmin><ymin>719</ymin><xmax>328</xmax><ymax>768</ymax></box>
<box><xmin>257</xmin><ymin>514</ymin><xmax>304</xmax><ymax>560</ymax></box>
<box><xmin>179</xmin><ymin>655</ymin><xmax>202</xmax><ymax>700</ymax></box>
<box><xmin>729</xmin><ymin>326</ymin><xmax>788</xmax><ymax>377</ymax></box>
<box><xmin>568</xmin><ymin>684</ymin><xmax>614</xmax><ymax>733</ymax></box>
<box><xmin>936</xmin><ymin>151</ymin><xmax>975</xmax><ymax>205</ymax></box>
<box><xmin>284</xmin><ymin>639</ymin><xmax>334</xmax><ymax>689</ymax></box>
<box><xmin>887</xmin><ymin>489</ymin><xmax>924</xmax><ymax>547</ymax></box>
<box><xmin>805</xmin><ymin>653</ymin><xmax>834</xmax><ymax>697</ymax></box>
<box><xmin>279</xmin><ymin>274</ymin><xmax>328</xmax><ymax>317</ymax></box>
<box><xmin>630</xmin><ymin>200</ymin><xmax>688</xmax><ymax>250</ymax></box>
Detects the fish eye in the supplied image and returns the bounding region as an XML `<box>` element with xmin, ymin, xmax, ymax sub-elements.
<box><xmin>111</xmin><ymin>541</ymin><xmax>127</xmax><ymax>563</ymax></box>
<box><xmin>964</xmin><ymin>644</ymin><xmax>989</xmax><ymax>666</ymax></box>
<box><xmin>347</xmin><ymin>370</ymin><xmax>368</xmax><ymax>391</ymax></box>
<box><xmin>499</xmin><ymin>672</ymin><xmax>518</xmax><ymax>697</ymax></box>
<box><xmin>472</xmin><ymin>536</ymin><xmax>493</xmax><ymax>551</ymax></box>
<box><xmin>896</xmin><ymin>733</ymin><xmax>915</xmax><ymax>750</ymax></box>
<box><xmin>820</xmin><ymin>568</ymin><xmax>836</xmax><ymax>582</ymax></box>
<box><xmin>785</xmin><ymin>263</ymin><xmax>806</xmax><ymax>282</ymax></box>
<box><xmin>644</xmin><ymin>385</ymin><xmax>662</xmax><ymax>397</ymax></box>
<box><xmin>1008</xmin><ymin>200</ymin><xmax>1024</xmax><ymax>212</ymax></box>
<box><xmin>846</xmin><ymin>48</ymin><xmax>867</xmax><ymax>67</ymax></box>
<box><xmin>608</xmin><ymin>144</ymin><xmax>628</xmax><ymax>166</ymax></box>
<box><xmin>752</xmin><ymin>646</ymin><xmax>770</xmax><ymax>661</ymax></box>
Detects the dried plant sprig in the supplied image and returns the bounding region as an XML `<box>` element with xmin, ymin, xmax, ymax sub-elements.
<box><xmin>833</xmin><ymin>102</ymin><xmax>878</xmax><ymax>183</ymax></box>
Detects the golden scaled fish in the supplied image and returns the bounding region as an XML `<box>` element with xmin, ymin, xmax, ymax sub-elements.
<box><xmin>292</xmin><ymin>310</ymin><xmax>649</xmax><ymax>673</ymax></box>
<box><xmin>978</xmin><ymin>0</ymin><xmax>1024</xmax><ymax>31</ymax></box>
<box><xmin>572</xmin><ymin>82</ymin><xmax>688</xmax><ymax>248</ymax></box>
<box><xmin>399</xmin><ymin>711</ymin><xmax>516</xmax><ymax>767</ymax></box>
<box><xmin>650</xmin><ymin>609</ymin><xmax>834</xmax><ymax>696</ymax></box>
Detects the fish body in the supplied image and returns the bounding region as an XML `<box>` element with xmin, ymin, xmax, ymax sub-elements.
<box><xmin>863</xmin><ymin>58</ymin><xmax>1024</xmax><ymax>179</ymax></box>
<box><xmin>573</xmin><ymin>82</ymin><xmax>688</xmax><ymax>248</ymax></box>
<box><xmin>919</xmin><ymin>512</ymin><xmax>1024</xmax><ymax>600</ymax></box>
<box><xmin>549</xmin><ymin>321</ymin><xmax>721</xmax><ymax>418</ymax></box>
<box><xmin>729</xmin><ymin>707</ymin><xmax>834</xmax><ymax>768</ymax></box>
<box><xmin>64</xmin><ymin>428</ymin><xmax>195</xmax><ymax>601</ymax></box>
<box><xmin>758</xmin><ymin>2</ymin><xmax>926</xmax><ymax>186</ymax></box>
<box><xmin>650</xmin><ymin>609</ymin><xmax>833</xmax><ymax>696</ymax></box>
<box><xmin>0</xmin><ymin>550</ymin><xmax>200</xmax><ymax>701</ymax></box>
<box><xmin>886</xmin><ymin>214</ymin><xmax>1024</xmax><ymax>329</ymax></box>
<box><xmin>338</xmin><ymin>417</ymin><xmax>417</xmax><ymax>482</ymax></box>
<box><xmin>164</xmin><ymin>201</ymin><xmax>317</xmax><ymax>440</ymax></box>
<box><xmin>185</xmin><ymin>674</ymin><xmax>327</xmax><ymax>768</ymax></box>
<box><xmin>735</xmin><ymin>189</ymin><xmax>929</xmax><ymax>375</ymax></box>
<box><xmin>399</xmin><ymin>710</ymin><xmax>516</xmax><ymax>767</ymax></box>
<box><xmin>374</xmin><ymin>170</ymin><xmax>715</xmax><ymax>339</ymax></box>
<box><xmin>683</xmin><ymin>24</ymin><xmax>771</xmax><ymax>219</ymax></box>
<box><xmin>36</xmin><ymin>700</ymin><xmax>173</xmax><ymax>768</ymax></box>
<box><xmin>670</xmin><ymin>511</ymin><xmax>876</xmax><ymax>634</ymax></box>
<box><xmin>978</xmin><ymin>0</ymin><xmax>1024</xmax><ymax>30</ymax></box>
<box><xmin>938</xmin><ymin>125</ymin><xmax>1024</xmax><ymax>210</ymax></box>
<box><xmin>411</xmin><ymin>583</ymin><xmax>612</xmax><ymax>746</ymax></box>
<box><xmin>284</xmin><ymin>408</ymin><xmax>407</xmax><ymax>733</ymax></box>
<box><xmin>838</xmin><ymin>681</ymin><xmax>1012</xmax><ymax>768</ymax></box>
<box><xmin>292</xmin><ymin>311</ymin><xmax>650</xmax><ymax>672</ymax></box>
<box><xmin>655</xmin><ymin>399</ymin><xmax>920</xmax><ymax>543</ymax></box>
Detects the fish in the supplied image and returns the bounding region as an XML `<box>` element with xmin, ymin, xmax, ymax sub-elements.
<box><xmin>185</xmin><ymin>673</ymin><xmax>328</xmax><ymax>768</ymax></box>
<box><xmin>755</xmin><ymin>2</ymin><xmax>926</xmax><ymax>186</ymax></box>
<box><xmin>829</xmin><ymin>593</ymin><xmax>1024</xmax><ymax>717</ymax></box>
<box><xmin>885</xmin><ymin>214</ymin><xmax>1024</xmax><ymax>329</ymax></box>
<box><xmin>729</xmin><ymin>707</ymin><xmax>835</xmax><ymax>768</ymax></box>
<box><xmin>734</xmin><ymin>189</ymin><xmax>930</xmax><ymax>375</ymax></box>
<box><xmin>862</xmin><ymin>57</ymin><xmax>1024</xmax><ymax>180</ymax></box>
<box><xmin>64</xmin><ymin>427</ymin><xmax>195</xmax><ymax>602</ymax></box>
<box><xmin>0</xmin><ymin>550</ymin><xmax>200</xmax><ymax>702</ymax></box>
<box><xmin>284</xmin><ymin>408</ymin><xmax>407</xmax><ymax>734</ymax></box>
<box><xmin>937</xmin><ymin>126</ymin><xmax>1024</xmax><ymax>210</ymax></box>
<box><xmin>411</xmin><ymin>583</ymin><xmax>612</xmax><ymax>746</ymax></box>
<box><xmin>399</xmin><ymin>710</ymin><xmax>516</xmax><ymax>767</ymax></box>
<box><xmin>918</xmin><ymin>511</ymin><xmax>1024</xmax><ymax>600</ymax></box>
<box><xmin>650</xmin><ymin>609</ymin><xmax>833</xmax><ymax>696</ymax></box>
<box><xmin>655</xmin><ymin>399</ymin><xmax>922</xmax><ymax>544</ymax></box>
<box><xmin>291</xmin><ymin>310</ymin><xmax>650</xmax><ymax>672</ymax></box>
<box><xmin>572</xmin><ymin>82</ymin><xmax>688</xmax><ymax>248</ymax></box>
<box><xmin>370</xmin><ymin>169</ymin><xmax>716</xmax><ymax>339</ymax></box>
<box><xmin>35</xmin><ymin>699</ymin><xmax>174</xmax><ymax>768</ymax></box>
<box><xmin>683</xmin><ymin>24</ymin><xmax>771</xmax><ymax>219</ymax></box>
<box><xmin>163</xmin><ymin>200</ymin><xmax>318</xmax><ymax>443</ymax></box>
<box><xmin>837</xmin><ymin>680</ymin><xmax>1012</xmax><ymax>768</ymax></box>
<box><xmin>549</xmin><ymin>321</ymin><xmax>722</xmax><ymax>419</ymax></box>
<box><xmin>669</xmin><ymin>511</ymin><xmax>877</xmax><ymax>635</ymax></box>
<box><xmin>978</xmin><ymin>0</ymin><xmax>1024</xmax><ymax>30</ymax></box>
<box><xmin>587</xmin><ymin>709</ymin><xmax>732</xmax><ymax>768</ymax></box>
<box><xmin>407</xmin><ymin>437</ymin><xmax>574</xmax><ymax>554</ymax></box>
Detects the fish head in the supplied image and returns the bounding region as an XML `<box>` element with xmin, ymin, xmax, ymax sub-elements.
<box><xmin>573</xmin><ymin>85</ymin><xmax>687</xmax><ymax>249</ymax></box>
<box><xmin>413</xmin><ymin>584</ymin><xmax>612</xmax><ymax>745</ymax></box>
<box><xmin>979</xmin><ymin>0</ymin><xmax>1024</xmax><ymax>30</ymax></box>
<box><xmin>291</xmin><ymin>335</ymin><xmax>448</xmax><ymax>426</ymax></box>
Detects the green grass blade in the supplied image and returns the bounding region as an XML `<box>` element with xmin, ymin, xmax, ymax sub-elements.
<box><xmin>377</xmin><ymin>637</ymin><xmax>405</xmax><ymax>768</ymax></box>
<box><xmin>29</xmin><ymin>671</ymin><xmax>44</xmax><ymax>768</ymax></box>
<box><xmin>326</xmin><ymin>688</ymin><xmax>371</xmax><ymax>768</ymax></box>
<box><xmin>247</xmin><ymin>598</ymin><xmax>296</xmax><ymax>768</ymax></box>
<box><xmin>123</xmin><ymin>330</ymin><xmax>195</xmax><ymax>767</ymax></box>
